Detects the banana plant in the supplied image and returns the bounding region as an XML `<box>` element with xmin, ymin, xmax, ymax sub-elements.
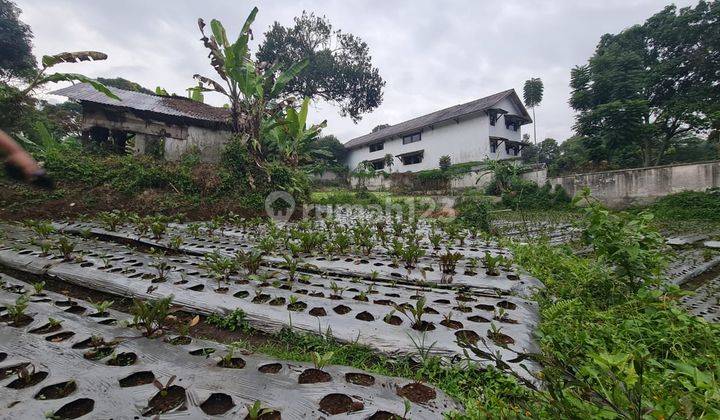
<box><xmin>270</xmin><ymin>97</ymin><xmax>329</xmax><ymax>168</ymax></box>
<box><xmin>20</xmin><ymin>51</ymin><xmax>118</xmax><ymax>99</ymax></box>
<box><xmin>194</xmin><ymin>7</ymin><xmax>308</xmax><ymax>185</ymax></box>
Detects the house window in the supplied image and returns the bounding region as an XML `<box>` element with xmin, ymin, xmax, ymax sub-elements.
<box><xmin>505</xmin><ymin>144</ymin><xmax>519</xmax><ymax>156</ymax></box>
<box><xmin>490</xmin><ymin>138</ymin><xmax>498</xmax><ymax>153</ymax></box>
<box><xmin>370</xmin><ymin>159</ymin><xmax>385</xmax><ymax>170</ymax></box>
<box><xmin>401</xmin><ymin>151</ymin><xmax>423</xmax><ymax>165</ymax></box>
<box><xmin>369</xmin><ymin>142</ymin><xmax>384</xmax><ymax>152</ymax></box>
<box><xmin>402</xmin><ymin>132</ymin><xmax>421</xmax><ymax>145</ymax></box>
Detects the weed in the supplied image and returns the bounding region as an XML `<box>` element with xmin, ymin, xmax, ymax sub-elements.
<box><xmin>206</xmin><ymin>309</ymin><xmax>250</xmax><ymax>333</ymax></box>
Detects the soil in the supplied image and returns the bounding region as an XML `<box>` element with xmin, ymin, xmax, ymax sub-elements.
<box><xmin>287</xmin><ymin>301</ymin><xmax>307</xmax><ymax>312</ymax></box>
<box><xmin>189</xmin><ymin>348</ymin><xmax>216</xmax><ymax>356</ymax></box>
<box><xmin>488</xmin><ymin>331</ymin><xmax>515</xmax><ymax>345</ymax></box>
<box><xmin>83</xmin><ymin>346</ymin><xmax>114</xmax><ymax>361</ymax></box>
<box><xmin>53</xmin><ymin>398</ymin><xmax>95</xmax><ymax>419</ymax></box>
<box><xmin>7</xmin><ymin>370</ymin><xmax>49</xmax><ymax>389</ymax></box>
<box><xmin>412</xmin><ymin>321</ymin><xmax>436</xmax><ymax>332</ymax></box>
<box><xmin>0</xmin><ymin>180</ymin><xmax>259</xmax><ymax>222</ymax></box>
<box><xmin>0</xmin><ymin>353</ymin><xmax>5</xmax><ymax>363</ymax></box>
<box><xmin>308</xmin><ymin>307</ymin><xmax>327</xmax><ymax>317</ymax></box>
<box><xmin>119</xmin><ymin>371</ymin><xmax>155</xmax><ymax>387</ymax></box>
<box><xmin>2</xmin><ymin>314</ymin><xmax>34</xmax><ymax>327</ymax></box>
<box><xmin>217</xmin><ymin>357</ymin><xmax>246</xmax><ymax>369</ymax></box>
<box><xmin>440</xmin><ymin>319</ymin><xmax>464</xmax><ymax>330</ymax></box>
<box><xmin>319</xmin><ymin>393</ymin><xmax>363</xmax><ymax>415</ymax></box>
<box><xmin>468</xmin><ymin>315</ymin><xmax>491</xmax><ymax>323</ymax></box>
<box><xmin>252</xmin><ymin>294</ymin><xmax>271</xmax><ymax>304</ymax></box>
<box><xmin>455</xmin><ymin>330</ymin><xmax>480</xmax><ymax>345</ymax></box>
<box><xmin>298</xmin><ymin>368</ymin><xmax>332</xmax><ymax>384</ymax></box>
<box><xmin>107</xmin><ymin>352</ymin><xmax>138</xmax><ymax>366</ymax></box>
<box><xmin>355</xmin><ymin>311</ymin><xmax>375</xmax><ymax>321</ymax></box>
<box><xmin>46</xmin><ymin>331</ymin><xmax>75</xmax><ymax>342</ymax></box>
<box><xmin>258</xmin><ymin>363</ymin><xmax>282</xmax><ymax>374</ymax></box>
<box><xmin>168</xmin><ymin>335</ymin><xmax>192</xmax><ymax>345</ymax></box>
<box><xmin>397</xmin><ymin>382</ymin><xmax>437</xmax><ymax>404</ymax></box>
<box><xmin>368</xmin><ymin>410</ymin><xmax>402</xmax><ymax>420</ymax></box>
<box><xmin>35</xmin><ymin>380</ymin><xmax>77</xmax><ymax>400</ymax></box>
<box><xmin>200</xmin><ymin>392</ymin><xmax>235</xmax><ymax>415</ymax></box>
<box><xmin>143</xmin><ymin>385</ymin><xmax>187</xmax><ymax>416</ymax></box>
<box><xmin>497</xmin><ymin>301</ymin><xmax>517</xmax><ymax>310</ymax></box>
<box><xmin>244</xmin><ymin>410</ymin><xmax>281</xmax><ymax>420</ymax></box>
<box><xmin>475</xmin><ymin>304</ymin><xmax>495</xmax><ymax>311</ymax></box>
<box><xmin>384</xmin><ymin>315</ymin><xmax>403</xmax><ymax>326</ymax></box>
<box><xmin>29</xmin><ymin>322</ymin><xmax>63</xmax><ymax>334</ymax></box>
<box><xmin>0</xmin><ymin>362</ymin><xmax>30</xmax><ymax>380</ymax></box>
<box><xmin>333</xmin><ymin>304</ymin><xmax>352</xmax><ymax>315</ymax></box>
<box><xmin>345</xmin><ymin>372</ymin><xmax>375</xmax><ymax>386</ymax></box>
<box><xmin>268</xmin><ymin>297</ymin><xmax>285</xmax><ymax>306</ymax></box>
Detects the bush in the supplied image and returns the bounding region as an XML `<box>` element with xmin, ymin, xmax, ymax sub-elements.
<box><xmin>647</xmin><ymin>189</ymin><xmax>720</xmax><ymax>222</ymax></box>
<box><xmin>500</xmin><ymin>181</ymin><xmax>571</xmax><ymax>210</ymax></box>
<box><xmin>455</xmin><ymin>192</ymin><xmax>491</xmax><ymax>232</ymax></box>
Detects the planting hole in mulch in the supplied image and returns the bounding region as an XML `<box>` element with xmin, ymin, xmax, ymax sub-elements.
<box><xmin>0</xmin><ymin>362</ymin><xmax>30</xmax><ymax>380</ymax></box>
<box><xmin>65</xmin><ymin>305</ymin><xmax>86</xmax><ymax>315</ymax></box>
<box><xmin>269</xmin><ymin>297</ymin><xmax>286</xmax><ymax>306</ymax></box>
<box><xmin>308</xmin><ymin>307</ymin><xmax>327</xmax><ymax>317</ymax></box>
<box><xmin>55</xmin><ymin>299</ymin><xmax>74</xmax><ymax>307</ymax></box>
<box><xmin>368</xmin><ymin>410</ymin><xmax>402</xmax><ymax>420</ymax></box>
<box><xmin>46</xmin><ymin>331</ymin><xmax>75</xmax><ymax>342</ymax></box>
<box><xmin>440</xmin><ymin>319</ymin><xmax>464</xmax><ymax>329</ymax></box>
<box><xmin>319</xmin><ymin>393</ymin><xmax>363</xmax><ymax>415</ymax></box>
<box><xmin>355</xmin><ymin>311</ymin><xmax>375</xmax><ymax>321</ymax></box>
<box><xmin>168</xmin><ymin>336</ymin><xmax>192</xmax><ymax>345</ymax></box>
<box><xmin>119</xmin><ymin>371</ymin><xmax>155</xmax><ymax>387</ymax></box>
<box><xmin>189</xmin><ymin>348</ymin><xmax>216</xmax><ymax>356</ymax></box>
<box><xmin>425</xmin><ymin>307</ymin><xmax>439</xmax><ymax>314</ymax></box>
<box><xmin>434</xmin><ymin>299</ymin><xmax>451</xmax><ymax>304</ymax></box>
<box><xmin>88</xmin><ymin>311</ymin><xmax>110</xmax><ymax>318</ymax></box>
<box><xmin>397</xmin><ymin>382</ymin><xmax>436</xmax><ymax>404</ymax></box>
<box><xmin>83</xmin><ymin>346</ymin><xmax>114</xmax><ymax>361</ymax></box>
<box><xmin>497</xmin><ymin>301</ymin><xmax>517</xmax><ymax>310</ymax></box>
<box><xmin>6</xmin><ymin>314</ymin><xmax>34</xmax><ymax>327</ymax></box>
<box><xmin>0</xmin><ymin>353</ymin><xmax>5</xmax><ymax>363</ymax></box>
<box><xmin>258</xmin><ymin>363</ymin><xmax>282</xmax><ymax>374</ymax></box>
<box><xmin>412</xmin><ymin>321</ymin><xmax>436</xmax><ymax>332</ymax></box>
<box><xmin>453</xmin><ymin>305</ymin><xmax>472</xmax><ymax>313</ymax></box>
<box><xmin>215</xmin><ymin>287</ymin><xmax>229</xmax><ymax>294</ymax></box>
<box><xmin>234</xmin><ymin>290</ymin><xmax>249</xmax><ymax>298</ymax></box>
<box><xmin>287</xmin><ymin>301</ymin><xmax>307</xmax><ymax>312</ymax></box>
<box><xmin>333</xmin><ymin>304</ymin><xmax>351</xmax><ymax>315</ymax></box>
<box><xmin>494</xmin><ymin>315</ymin><xmax>519</xmax><ymax>324</ymax></box>
<box><xmin>72</xmin><ymin>337</ymin><xmax>105</xmax><ymax>349</ymax></box>
<box><xmin>98</xmin><ymin>318</ymin><xmax>117</xmax><ymax>325</ymax></box>
<box><xmin>53</xmin><ymin>398</ymin><xmax>94</xmax><ymax>419</ymax></box>
<box><xmin>35</xmin><ymin>380</ymin><xmax>77</xmax><ymax>400</ymax></box>
<box><xmin>488</xmin><ymin>331</ymin><xmax>515</xmax><ymax>345</ymax></box>
<box><xmin>29</xmin><ymin>322</ymin><xmax>62</xmax><ymax>335</ymax></box>
<box><xmin>200</xmin><ymin>392</ymin><xmax>235</xmax><ymax>415</ymax></box>
<box><xmin>384</xmin><ymin>315</ymin><xmax>402</xmax><ymax>325</ymax></box>
<box><xmin>7</xmin><ymin>370</ymin><xmax>48</xmax><ymax>389</ymax></box>
<box><xmin>218</xmin><ymin>357</ymin><xmax>246</xmax><ymax>369</ymax></box>
<box><xmin>243</xmin><ymin>410</ymin><xmax>281</xmax><ymax>420</ymax></box>
<box><xmin>455</xmin><ymin>330</ymin><xmax>480</xmax><ymax>345</ymax></box>
<box><xmin>507</xmin><ymin>274</ymin><xmax>520</xmax><ymax>280</ymax></box>
<box><xmin>252</xmin><ymin>294</ymin><xmax>271</xmax><ymax>304</ymax></box>
<box><xmin>107</xmin><ymin>352</ymin><xmax>138</xmax><ymax>366</ymax></box>
<box><xmin>143</xmin><ymin>385</ymin><xmax>186</xmax><ymax>416</ymax></box>
<box><xmin>373</xmin><ymin>299</ymin><xmax>395</xmax><ymax>306</ymax></box>
<box><xmin>298</xmin><ymin>368</ymin><xmax>332</xmax><ymax>384</ymax></box>
<box><xmin>345</xmin><ymin>372</ymin><xmax>375</xmax><ymax>386</ymax></box>
<box><xmin>188</xmin><ymin>284</ymin><xmax>204</xmax><ymax>292</ymax></box>
<box><xmin>467</xmin><ymin>315</ymin><xmax>490</xmax><ymax>323</ymax></box>
<box><xmin>475</xmin><ymin>304</ymin><xmax>495</xmax><ymax>311</ymax></box>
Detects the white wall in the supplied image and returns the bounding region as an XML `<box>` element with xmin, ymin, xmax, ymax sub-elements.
<box><xmin>345</xmin><ymin>98</ymin><xmax>526</xmax><ymax>173</ymax></box>
<box><xmin>164</xmin><ymin>126</ymin><xmax>232</xmax><ymax>163</ymax></box>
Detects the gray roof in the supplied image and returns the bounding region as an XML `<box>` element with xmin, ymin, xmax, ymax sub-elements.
<box><xmin>344</xmin><ymin>89</ymin><xmax>530</xmax><ymax>150</ymax></box>
<box><xmin>51</xmin><ymin>83</ymin><xmax>230</xmax><ymax>124</ymax></box>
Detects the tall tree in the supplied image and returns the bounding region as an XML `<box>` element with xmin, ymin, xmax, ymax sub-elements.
<box><xmin>257</xmin><ymin>12</ymin><xmax>385</xmax><ymax>122</ymax></box>
<box><xmin>570</xmin><ymin>1</ymin><xmax>719</xmax><ymax>167</ymax></box>
<box><xmin>523</xmin><ymin>78</ymin><xmax>543</xmax><ymax>144</ymax></box>
<box><xmin>0</xmin><ymin>0</ymin><xmax>35</xmax><ymax>81</ymax></box>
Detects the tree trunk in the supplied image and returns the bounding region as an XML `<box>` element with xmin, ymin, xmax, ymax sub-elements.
<box><xmin>532</xmin><ymin>107</ymin><xmax>537</xmax><ymax>145</ymax></box>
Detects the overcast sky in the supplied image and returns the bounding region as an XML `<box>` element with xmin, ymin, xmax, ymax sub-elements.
<box><xmin>18</xmin><ymin>0</ymin><xmax>698</xmax><ymax>144</ymax></box>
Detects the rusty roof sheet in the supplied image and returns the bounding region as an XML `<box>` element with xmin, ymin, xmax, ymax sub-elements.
<box><xmin>51</xmin><ymin>83</ymin><xmax>230</xmax><ymax>123</ymax></box>
<box><xmin>344</xmin><ymin>89</ymin><xmax>530</xmax><ymax>149</ymax></box>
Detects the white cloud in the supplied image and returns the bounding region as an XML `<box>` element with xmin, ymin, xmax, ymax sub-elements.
<box><xmin>17</xmin><ymin>0</ymin><xmax>700</xmax><ymax>143</ymax></box>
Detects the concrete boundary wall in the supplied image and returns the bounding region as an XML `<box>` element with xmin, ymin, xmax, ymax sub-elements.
<box><xmin>547</xmin><ymin>160</ymin><xmax>720</xmax><ymax>208</ymax></box>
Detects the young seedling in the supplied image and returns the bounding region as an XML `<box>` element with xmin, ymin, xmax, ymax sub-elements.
<box><xmin>282</xmin><ymin>254</ymin><xmax>300</xmax><ymax>282</ymax></box>
<box><xmin>483</xmin><ymin>251</ymin><xmax>501</xmax><ymax>276</ymax></box>
<box><xmin>98</xmin><ymin>210</ymin><xmax>124</xmax><ymax>231</ymax></box>
<box><xmin>237</xmin><ymin>250</ymin><xmax>263</xmax><ymax>275</ymax></box>
<box><xmin>169</xmin><ymin>235</ymin><xmax>184</xmax><ymax>250</ymax></box>
<box><xmin>311</xmin><ymin>351</ymin><xmax>334</xmax><ymax>370</ymax></box>
<box><xmin>6</xmin><ymin>295</ymin><xmax>30</xmax><ymax>324</ymax></box>
<box><xmin>395</xmin><ymin>296</ymin><xmax>432</xmax><ymax>331</ymax></box>
<box><xmin>150</xmin><ymin>220</ymin><xmax>168</xmax><ymax>240</ymax></box>
<box><xmin>131</xmin><ymin>296</ymin><xmax>173</xmax><ymax>337</ymax></box>
<box><xmin>56</xmin><ymin>236</ymin><xmax>76</xmax><ymax>261</ymax></box>
<box><xmin>201</xmin><ymin>252</ymin><xmax>237</xmax><ymax>284</ymax></box>
<box><xmin>329</xmin><ymin>281</ymin><xmax>346</xmax><ymax>298</ymax></box>
<box><xmin>91</xmin><ymin>300</ymin><xmax>114</xmax><ymax>316</ymax></box>
<box><xmin>47</xmin><ymin>317</ymin><xmax>63</xmax><ymax>328</ymax></box>
<box><xmin>152</xmin><ymin>375</ymin><xmax>177</xmax><ymax>398</ymax></box>
<box><xmin>32</xmin><ymin>281</ymin><xmax>45</xmax><ymax>295</ymax></box>
<box><xmin>245</xmin><ymin>401</ymin><xmax>274</xmax><ymax>420</ymax></box>
<box><xmin>439</xmin><ymin>251</ymin><xmax>463</xmax><ymax>274</ymax></box>
<box><xmin>150</xmin><ymin>258</ymin><xmax>172</xmax><ymax>282</ymax></box>
<box><xmin>38</xmin><ymin>240</ymin><xmax>53</xmax><ymax>257</ymax></box>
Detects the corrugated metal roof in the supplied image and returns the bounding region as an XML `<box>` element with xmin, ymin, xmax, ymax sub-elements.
<box><xmin>51</xmin><ymin>83</ymin><xmax>230</xmax><ymax>123</ymax></box>
<box><xmin>344</xmin><ymin>89</ymin><xmax>530</xmax><ymax>149</ymax></box>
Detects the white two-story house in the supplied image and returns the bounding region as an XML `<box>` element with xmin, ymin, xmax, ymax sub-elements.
<box><xmin>344</xmin><ymin>89</ymin><xmax>532</xmax><ymax>172</ymax></box>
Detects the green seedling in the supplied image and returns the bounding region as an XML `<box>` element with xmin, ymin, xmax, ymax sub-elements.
<box><xmin>246</xmin><ymin>401</ymin><xmax>274</xmax><ymax>420</ymax></box>
<box><xmin>32</xmin><ymin>281</ymin><xmax>45</xmax><ymax>295</ymax></box>
<box><xmin>152</xmin><ymin>375</ymin><xmax>176</xmax><ymax>397</ymax></box>
<box><xmin>6</xmin><ymin>295</ymin><xmax>30</xmax><ymax>323</ymax></box>
<box><xmin>311</xmin><ymin>351</ymin><xmax>334</xmax><ymax>370</ymax></box>
<box><xmin>131</xmin><ymin>296</ymin><xmax>173</xmax><ymax>337</ymax></box>
<box><xmin>56</xmin><ymin>236</ymin><xmax>76</xmax><ymax>261</ymax></box>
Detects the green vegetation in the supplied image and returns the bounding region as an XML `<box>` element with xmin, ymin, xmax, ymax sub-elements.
<box><xmin>206</xmin><ymin>309</ymin><xmax>250</xmax><ymax>333</ymax></box>
<box><xmin>646</xmin><ymin>189</ymin><xmax>720</xmax><ymax>223</ymax></box>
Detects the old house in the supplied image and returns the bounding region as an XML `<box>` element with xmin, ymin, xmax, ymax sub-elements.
<box><xmin>52</xmin><ymin>83</ymin><xmax>232</xmax><ymax>162</ymax></box>
<box><xmin>344</xmin><ymin>89</ymin><xmax>532</xmax><ymax>172</ymax></box>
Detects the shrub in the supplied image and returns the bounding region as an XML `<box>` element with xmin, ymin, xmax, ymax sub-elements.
<box><xmin>455</xmin><ymin>192</ymin><xmax>491</xmax><ymax>232</ymax></box>
<box><xmin>500</xmin><ymin>181</ymin><xmax>571</xmax><ymax>210</ymax></box>
<box><xmin>439</xmin><ymin>155</ymin><xmax>451</xmax><ymax>171</ymax></box>
<box><xmin>647</xmin><ymin>189</ymin><xmax>720</xmax><ymax>222</ymax></box>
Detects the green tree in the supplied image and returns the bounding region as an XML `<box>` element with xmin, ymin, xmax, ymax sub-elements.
<box><xmin>570</xmin><ymin>1</ymin><xmax>719</xmax><ymax>167</ymax></box>
<box><xmin>538</xmin><ymin>138</ymin><xmax>560</xmax><ymax>165</ymax></box>
<box><xmin>0</xmin><ymin>0</ymin><xmax>35</xmax><ymax>81</ymax></box>
<box><xmin>523</xmin><ymin>78</ymin><xmax>543</xmax><ymax>144</ymax></box>
<box><xmin>257</xmin><ymin>11</ymin><xmax>385</xmax><ymax>122</ymax></box>
<box><xmin>311</xmin><ymin>134</ymin><xmax>347</xmax><ymax>166</ymax></box>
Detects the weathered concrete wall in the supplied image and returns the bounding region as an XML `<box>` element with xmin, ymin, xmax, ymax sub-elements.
<box><xmin>547</xmin><ymin>161</ymin><xmax>720</xmax><ymax>208</ymax></box>
<box><xmin>164</xmin><ymin>126</ymin><xmax>232</xmax><ymax>162</ymax></box>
